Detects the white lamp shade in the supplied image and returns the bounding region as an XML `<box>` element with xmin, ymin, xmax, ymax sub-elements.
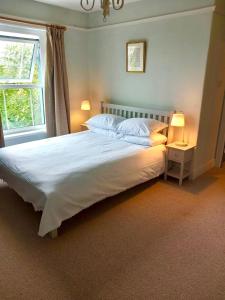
<box><xmin>171</xmin><ymin>113</ymin><xmax>185</xmax><ymax>127</ymax></box>
<box><xmin>81</xmin><ymin>100</ymin><xmax>91</xmax><ymax>111</ymax></box>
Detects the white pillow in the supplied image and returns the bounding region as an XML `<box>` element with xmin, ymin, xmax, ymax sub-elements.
<box><xmin>150</xmin><ymin>133</ymin><xmax>167</xmax><ymax>146</ymax></box>
<box><xmin>120</xmin><ymin>133</ymin><xmax>167</xmax><ymax>147</ymax></box>
<box><xmin>87</xmin><ymin>125</ymin><xmax>122</xmax><ymax>138</ymax></box>
<box><xmin>86</xmin><ymin>114</ymin><xmax>125</xmax><ymax>131</ymax></box>
<box><xmin>117</xmin><ymin>118</ymin><xmax>168</xmax><ymax>137</ymax></box>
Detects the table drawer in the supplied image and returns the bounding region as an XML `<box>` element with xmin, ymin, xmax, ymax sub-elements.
<box><xmin>168</xmin><ymin>149</ymin><xmax>184</xmax><ymax>162</ymax></box>
<box><xmin>168</xmin><ymin>148</ymin><xmax>193</xmax><ymax>163</ymax></box>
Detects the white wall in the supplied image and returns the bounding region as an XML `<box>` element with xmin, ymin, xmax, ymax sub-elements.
<box><xmin>65</xmin><ymin>28</ymin><xmax>89</xmax><ymax>131</ymax></box>
<box><xmin>0</xmin><ymin>0</ymin><xmax>88</xmax><ymax>28</ymax></box>
<box><xmin>88</xmin><ymin>0</ymin><xmax>214</xmax><ymax>28</ymax></box>
<box><xmin>88</xmin><ymin>9</ymin><xmax>213</xmax><ymax>147</ymax></box>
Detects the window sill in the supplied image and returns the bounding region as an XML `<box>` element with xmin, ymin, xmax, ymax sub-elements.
<box><xmin>5</xmin><ymin>129</ymin><xmax>47</xmax><ymax>146</ymax></box>
<box><xmin>5</xmin><ymin>128</ymin><xmax>46</xmax><ymax>138</ymax></box>
<box><xmin>4</xmin><ymin>125</ymin><xmax>46</xmax><ymax>136</ymax></box>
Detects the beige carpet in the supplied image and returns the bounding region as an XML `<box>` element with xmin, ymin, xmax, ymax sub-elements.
<box><xmin>0</xmin><ymin>166</ymin><xmax>224</xmax><ymax>300</ymax></box>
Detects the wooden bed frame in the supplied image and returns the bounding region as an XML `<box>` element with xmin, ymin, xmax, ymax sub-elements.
<box><xmin>101</xmin><ymin>102</ymin><xmax>173</xmax><ymax>140</ymax></box>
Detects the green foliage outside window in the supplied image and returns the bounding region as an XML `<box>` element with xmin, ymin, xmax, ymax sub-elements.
<box><xmin>0</xmin><ymin>38</ymin><xmax>45</xmax><ymax>132</ymax></box>
<box><xmin>0</xmin><ymin>42</ymin><xmax>34</xmax><ymax>81</ymax></box>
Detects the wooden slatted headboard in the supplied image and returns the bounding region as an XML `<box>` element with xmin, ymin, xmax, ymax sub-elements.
<box><xmin>101</xmin><ymin>102</ymin><xmax>172</xmax><ymax>139</ymax></box>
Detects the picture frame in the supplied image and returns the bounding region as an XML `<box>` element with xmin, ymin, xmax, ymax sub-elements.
<box><xmin>126</xmin><ymin>41</ymin><xmax>146</xmax><ymax>73</ymax></box>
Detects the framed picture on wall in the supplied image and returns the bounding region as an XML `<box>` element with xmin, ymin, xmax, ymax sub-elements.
<box><xmin>126</xmin><ymin>41</ymin><xmax>146</xmax><ymax>73</ymax></box>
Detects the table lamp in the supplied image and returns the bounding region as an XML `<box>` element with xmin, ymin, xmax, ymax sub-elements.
<box><xmin>171</xmin><ymin>112</ymin><xmax>188</xmax><ymax>147</ymax></box>
<box><xmin>81</xmin><ymin>100</ymin><xmax>91</xmax><ymax>111</ymax></box>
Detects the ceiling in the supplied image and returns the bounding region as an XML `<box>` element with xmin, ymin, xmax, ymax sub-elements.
<box><xmin>34</xmin><ymin>0</ymin><xmax>142</xmax><ymax>12</ymax></box>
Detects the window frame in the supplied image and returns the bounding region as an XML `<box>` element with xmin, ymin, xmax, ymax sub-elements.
<box><xmin>0</xmin><ymin>35</ymin><xmax>39</xmax><ymax>84</ymax></box>
<box><xmin>0</xmin><ymin>24</ymin><xmax>46</xmax><ymax>136</ymax></box>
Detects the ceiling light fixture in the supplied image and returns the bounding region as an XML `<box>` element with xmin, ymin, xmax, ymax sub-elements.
<box><xmin>80</xmin><ymin>0</ymin><xmax>124</xmax><ymax>21</ymax></box>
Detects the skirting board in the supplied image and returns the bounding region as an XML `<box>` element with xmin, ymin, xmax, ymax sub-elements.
<box><xmin>192</xmin><ymin>159</ymin><xmax>216</xmax><ymax>179</ymax></box>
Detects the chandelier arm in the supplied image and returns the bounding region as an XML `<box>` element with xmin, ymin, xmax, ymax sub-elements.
<box><xmin>80</xmin><ymin>0</ymin><xmax>95</xmax><ymax>11</ymax></box>
<box><xmin>112</xmin><ymin>0</ymin><xmax>124</xmax><ymax>10</ymax></box>
<box><xmin>80</xmin><ymin>0</ymin><xmax>124</xmax><ymax>20</ymax></box>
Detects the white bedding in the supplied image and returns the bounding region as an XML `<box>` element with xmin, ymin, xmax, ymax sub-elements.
<box><xmin>0</xmin><ymin>131</ymin><xmax>166</xmax><ymax>236</ymax></box>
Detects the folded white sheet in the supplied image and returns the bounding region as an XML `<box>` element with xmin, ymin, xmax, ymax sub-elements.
<box><xmin>0</xmin><ymin>131</ymin><xmax>166</xmax><ymax>236</ymax></box>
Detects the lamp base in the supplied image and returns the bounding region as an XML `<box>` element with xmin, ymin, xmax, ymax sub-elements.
<box><xmin>175</xmin><ymin>141</ymin><xmax>188</xmax><ymax>147</ymax></box>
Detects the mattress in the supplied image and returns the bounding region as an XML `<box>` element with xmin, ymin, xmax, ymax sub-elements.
<box><xmin>0</xmin><ymin>131</ymin><xmax>166</xmax><ymax>236</ymax></box>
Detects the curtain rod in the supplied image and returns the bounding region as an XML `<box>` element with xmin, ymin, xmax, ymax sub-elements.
<box><xmin>0</xmin><ymin>15</ymin><xmax>67</xmax><ymax>31</ymax></box>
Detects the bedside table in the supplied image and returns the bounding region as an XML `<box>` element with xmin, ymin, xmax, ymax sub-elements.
<box><xmin>80</xmin><ymin>123</ymin><xmax>88</xmax><ymax>131</ymax></box>
<box><xmin>164</xmin><ymin>143</ymin><xmax>195</xmax><ymax>186</ymax></box>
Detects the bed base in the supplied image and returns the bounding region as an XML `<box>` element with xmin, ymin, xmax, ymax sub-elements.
<box><xmin>0</xmin><ymin>102</ymin><xmax>172</xmax><ymax>239</ymax></box>
<box><xmin>49</xmin><ymin>229</ymin><xmax>58</xmax><ymax>239</ymax></box>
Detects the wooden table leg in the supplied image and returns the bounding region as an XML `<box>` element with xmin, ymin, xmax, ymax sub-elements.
<box><xmin>49</xmin><ymin>229</ymin><xmax>58</xmax><ymax>239</ymax></box>
<box><xmin>179</xmin><ymin>161</ymin><xmax>184</xmax><ymax>186</ymax></box>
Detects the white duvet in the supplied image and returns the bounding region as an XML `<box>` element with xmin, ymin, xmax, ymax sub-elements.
<box><xmin>0</xmin><ymin>131</ymin><xmax>166</xmax><ymax>236</ymax></box>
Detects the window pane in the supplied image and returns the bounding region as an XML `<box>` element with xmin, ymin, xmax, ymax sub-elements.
<box><xmin>0</xmin><ymin>91</ymin><xmax>6</xmax><ymax>129</ymax></box>
<box><xmin>0</xmin><ymin>39</ymin><xmax>35</xmax><ymax>82</ymax></box>
<box><xmin>30</xmin><ymin>88</ymin><xmax>45</xmax><ymax>126</ymax></box>
<box><xmin>0</xmin><ymin>88</ymin><xmax>45</xmax><ymax>131</ymax></box>
<box><xmin>32</xmin><ymin>45</ymin><xmax>42</xmax><ymax>85</ymax></box>
<box><xmin>0</xmin><ymin>32</ymin><xmax>45</xmax><ymax>134</ymax></box>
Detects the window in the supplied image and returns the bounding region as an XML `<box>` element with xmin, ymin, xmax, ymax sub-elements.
<box><xmin>0</xmin><ymin>31</ymin><xmax>45</xmax><ymax>135</ymax></box>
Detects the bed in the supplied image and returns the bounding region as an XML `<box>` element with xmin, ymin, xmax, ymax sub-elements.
<box><xmin>0</xmin><ymin>103</ymin><xmax>172</xmax><ymax>237</ymax></box>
